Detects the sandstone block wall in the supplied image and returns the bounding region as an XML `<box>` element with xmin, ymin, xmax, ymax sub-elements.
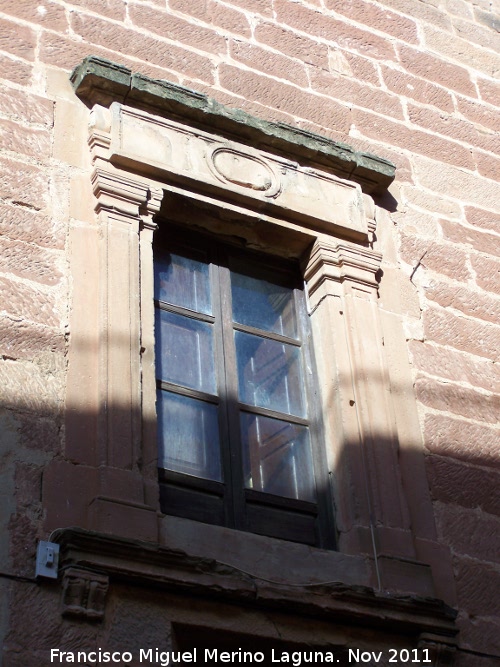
<box><xmin>0</xmin><ymin>0</ymin><xmax>498</xmax><ymax>664</ymax></box>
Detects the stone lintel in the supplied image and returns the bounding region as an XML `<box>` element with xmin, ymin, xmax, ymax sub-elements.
<box><xmin>70</xmin><ymin>56</ymin><xmax>395</xmax><ymax>195</ymax></box>
<box><xmin>52</xmin><ymin>528</ymin><xmax>457</xmax><ymax>639</ymax></box>
<box><xmin>103</xmin><ymin>103</ymin><xmax>367</xmax><ymax>239</ymax></box>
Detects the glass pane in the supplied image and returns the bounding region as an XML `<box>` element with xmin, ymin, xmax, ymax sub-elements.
<box><xmin>155</xmin><ymin>310</ymin><xmax>216</xmax><ymax>395</ymax></box>
<box><xmin>235</xmin><ymin>331</ymin><xmax>306</xmax><ymax>418</ymax></box>
<box><xmin>241</xmin><ymin>413</ymin><xmax>315</xmax><ymax>502</ymax></box>
<box><xmin>157</xmin><ymin>390</ymin><xmax>222</xmax><ymax>481</ymax></box>
<box><xmin>154</xmin><ymin>250</ymin><xmax>211</xmax><ymax>315</ymax></box>
<box><xmin>231</xmin><ymin>270</ymin><xmax>297</xmax><ymax>337</ymax></box>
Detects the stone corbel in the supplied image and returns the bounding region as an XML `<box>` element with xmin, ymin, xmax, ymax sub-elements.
<box><xmin>61</xmin><ymin>567</ymin><xmax>109</xmax><ymax>621</ymax></box>
<box><xmin>418</xmin><ymin>633</ymin><xmax>458</xmax><ymax>666</ymax></box>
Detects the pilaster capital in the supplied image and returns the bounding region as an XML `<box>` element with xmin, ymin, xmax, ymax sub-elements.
<box><xmin>303</xmin><ymin>239</ymin><xmax>382</xmax><ymax>297</ymax></box>
<box><xmin>88</xmin><ymin>103</ymin><xmax>164</xmax><ymax>226</ymax></box>
<box><xmin>91</xmin><ymin>167</ymin><xmax>154</xmax><ymax>220</ymax></box>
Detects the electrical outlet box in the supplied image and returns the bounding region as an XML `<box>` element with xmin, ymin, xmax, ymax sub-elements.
<box><xmin>35</xmin><ymin>541</ymin><xmax>60</xmax><ymax>579</ymax></box>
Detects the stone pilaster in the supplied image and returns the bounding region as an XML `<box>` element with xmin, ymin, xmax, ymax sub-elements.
<box><xmin>57</xmin><ymin>105</ymin><xmax>163</xmax><ymax>541</ymax></box>
<box><xmin>303</xmin><ymin>239</ymin><xmax>422</xmax><ymax>589</ymax></box>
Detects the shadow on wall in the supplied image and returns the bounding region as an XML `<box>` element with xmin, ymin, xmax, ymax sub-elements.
<box><xmin>2</xmin><ymin>351</ymin><xmax>500</xmax><ymax>560</ymax></box>
<box><xmin>0</xmin><ymin>351</ymin><xmax>499</xmax><ymax>664</ymax></box>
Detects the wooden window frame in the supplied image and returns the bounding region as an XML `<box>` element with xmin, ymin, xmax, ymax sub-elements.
<box><xmin>154</xmin><ymin>224</ymin><xmax>335</xmax><ymax>549</ymax></box>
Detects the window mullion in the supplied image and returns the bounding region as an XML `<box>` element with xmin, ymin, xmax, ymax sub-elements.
<box><xmin>217</xmin><ymin>255</ymin><xmax>247</xmax><ymax>532</ymax></box>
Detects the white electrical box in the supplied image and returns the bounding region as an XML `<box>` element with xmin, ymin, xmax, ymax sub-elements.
<box><xmin>35</xmin><ymin>541</ymin><xmax>60</xmax><ymax>579</ymax></box>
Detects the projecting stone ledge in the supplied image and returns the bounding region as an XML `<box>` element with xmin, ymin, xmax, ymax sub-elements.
<box><xmin>52</xmin><ymin>528</ymin><xmax>457</xmax><ymax>641</ymax></box>
<box><xmin>70</xmin><ymin>56</ymin><xmax>395</xmax><ymax>196</ymax></box>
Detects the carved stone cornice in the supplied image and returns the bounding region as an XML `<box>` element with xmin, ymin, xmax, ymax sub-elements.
<box><xmin>71</xmin><ymin>56</ymin><xmax>395</xmax><ymax>195</ymax></box>
<box><xmin>53</xmin><ymin>528</ymin><xmax>457</xmax><ymax>642</ymax></box>
<box><xmin>304</xmin><ymin>239</ymin><xmax>382</xmax><ymax>296</ymax></box>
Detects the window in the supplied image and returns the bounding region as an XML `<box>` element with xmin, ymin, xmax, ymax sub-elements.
<box><xmin>154</xmin><ymin>225</ymin><xmax>334</xmax><ymax>548</ymax></box>
<box><xmin>173</xmin><ymin>625</ymin><xmax>347</xmax><ymax>664</ymax></box>
<box><xmin>63</xmin><ymin>61</ymin><xmax>455</xmax><ymax>635</ymax></box>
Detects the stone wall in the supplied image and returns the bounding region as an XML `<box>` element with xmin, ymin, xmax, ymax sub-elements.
<box><xmin>0</xmin><ymin>0</ymin><xmax>498</xmax><ymax>665</ymax></box>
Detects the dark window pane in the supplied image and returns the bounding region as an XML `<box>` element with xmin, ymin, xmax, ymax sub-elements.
<box><xmin>235</xmin><ymin>330</ymin><xmax>306</xmax><ymax>418</ymax></box>
<box><xmin>240</xmin><ymin>413</ymin><xmax>315</xmax><ymax>502</ymax></box>
<box><xmin>155</xmin><ymin>310</ymin><xmax>216</xmax><ymax>394</ymax></box>
<box><xmin>154</xmin><ymin>250</ymin><xmax>211</xmax><ymax>314</ymax></box>
<box><xmin>230</xmin><ymin>270</ymin><xmax>297</xmax><ymax>337</ymax></box>
<box><xmin>157</xmin><ymin>390</ymin><xmax>222</xmax><ymax>481</ymax></box>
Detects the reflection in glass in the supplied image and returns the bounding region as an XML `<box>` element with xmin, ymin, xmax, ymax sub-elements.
<box><xmin>241</xmin><ymin>413</ymin><xmax>315</xmax><ymax>502</ymax></box>
<box><xmin>231</xmin><ymin>271</ymin><xmax>296</xmax><ymax>337</ymax></box>
<box><xmin>157</xmin><ymin>391</ymin><xmax>222</xmax><ymax>481</ymax></box>
<box><xmin>154</xmin><ymin>250</ymin><xmax>211</xmax><ymax>315</ymax></box>
<box><xmin>235</xmin><ymin>331</ymin><xmax>305</xmax><ymax>418</ymax></box>
<box><xmin>155</xmin><ymin>310</ymin><xmax>216</xmax><ymax>394</ymax></box>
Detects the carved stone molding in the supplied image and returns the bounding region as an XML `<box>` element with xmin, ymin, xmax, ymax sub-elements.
<box><xmin>86</xmin><ymin>99</ymin><xmax>370</xmax><ymax>240</ymax></box>
<box><xmin>304</xmin><ymin>238</ymin><xmax>382</xmax><ymax>307</ymax></box>
<box><xmin>60</xmin><ymin>59</ymin><xmax>455</xmax><ymax>624</ymax></box>
<box><xmin>54</xmin><ymin>528</ymin><xmax>458</xmax><ymax>640</ymax></box>
<box><xmin>89</xmin><ymin>104</ymin><xmax>164</xmax><ymax>228</ymax></box>
<box><xmin>91</xmin><ymin>167</ymin><xmax>152</xmax><ymax>218</ymax></box>
<box><xmin>71</xmin><ymin>56</ymin><xmax>396</xmax><ymax>195</ymax></box>
<box><xmin>104</xmin><ymin>103</ymin><xmax>368</xmax><ymax>239</ymax></box>
<box><xmin>418</xmin><ymin>633</ymin><xmax>458</xmax><ymax>667</ymax></box>
<box><xmin>302</xmin><ymin>236</ymin><xmax>415</xmax><ymax>562</ymax></box>
<box><xmin>61</xmin><ymin>566</ymin><xmax>109</xmax><ymax>621</ymax></box>
<box><xmin>68</xmin><ymin>161</ymin><xmax>164</xmax><ymax>541</ymax></box>
<box><xmin>207</xmin><ymin>145</ymin><xmax>282</xmax><ymax>197</ymax></box>
<box><xmin>141</xmin><ymin>184</ymin><xmax>163</xmax><ymax>231</ymax></box>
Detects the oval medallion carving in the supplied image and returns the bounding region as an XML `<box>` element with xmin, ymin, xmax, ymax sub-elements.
<box><xmin>209</xmin><ymin>147</ymin><xmax>280</xmax><ymax>196</ymax></box>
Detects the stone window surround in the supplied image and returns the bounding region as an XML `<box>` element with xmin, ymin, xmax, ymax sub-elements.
<box><xmin>45</xmin><ymin>57</ymin><xmax>457</xmax><ymax>652</ymax></box>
